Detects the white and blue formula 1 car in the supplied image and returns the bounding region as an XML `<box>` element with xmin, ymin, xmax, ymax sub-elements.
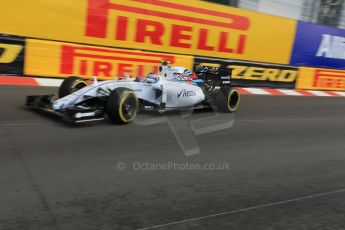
<box><xmin>26</xmin><ymin>63</ymin><xmax>240</xmax><ymax>124</ymax></box>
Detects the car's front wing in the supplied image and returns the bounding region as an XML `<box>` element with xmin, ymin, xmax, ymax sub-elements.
<box><xmin>26</xmin><ymin>95</ymin><xmax>105</xmax><ymax>123</ymax></box>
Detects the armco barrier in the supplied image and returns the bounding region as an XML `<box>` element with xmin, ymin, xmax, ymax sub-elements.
<box><xmin>194</xmin><ymin>58</ymin><xmax>298</xmax><ymax>89</ymax></box>
<box><xmin>296</xmin><ymin>67</ymin><xmax>345</xmax><ymax>91</ymax></box>
<box><xmin>24</xmin><ymin>39</ymin><xmax>194</xmax><ymax>80</ymax></box>
<box><xmin>0</xmin><ymin>34</ymin><xmax>25</xmax><ymax>75</ymax></box>
<box><xmin>3</xmin><ymin>76</ymin><xmax>345</xmax><ymax>98</ymax></box>
<box><xmin>0</xmin><ymin>0</ymin><xmax>296</xmax><ymax>64</ymax></box>
<box><xmin>0</xmin><ymin>34</ymin><xmax>343</xmax><ymax>93</ymax></box>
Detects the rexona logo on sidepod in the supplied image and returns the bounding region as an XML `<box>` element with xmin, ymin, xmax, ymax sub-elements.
<box><xmin>178</xmin><ymin>89</ymin><xmax>196</xmax><ymax>98</ymax></box>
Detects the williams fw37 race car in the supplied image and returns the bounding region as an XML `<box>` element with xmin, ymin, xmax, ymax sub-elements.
<box><xmin>26</xmin><ymin>63</ymin><xmax>240</xmax><ymax>124</ymax></box>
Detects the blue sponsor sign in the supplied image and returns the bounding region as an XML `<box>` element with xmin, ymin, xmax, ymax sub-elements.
<box><xmin>290</xmin><ymin>21</ymin><xmax>345</xmax><ymax>69</ymax></box>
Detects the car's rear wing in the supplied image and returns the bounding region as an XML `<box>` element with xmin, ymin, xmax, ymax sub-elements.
<box><xmin>195</xmin><ymin>65</ymin><xmax>231</xmax><ymax>76</ymax></box>
<box><xmin>194</xmin><ymin>65</ymin><xmax>232</xmax><ymax>86</ymax></box>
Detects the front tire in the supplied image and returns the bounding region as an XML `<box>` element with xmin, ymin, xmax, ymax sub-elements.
<box><xmin>106</xmin><ymin>88</ymin><xmax>139</xmax><ymax>124</ymax></box>
<box><xmin>59</xmin><ymin>76</ymin><xmax>88</xmax><ymax>98</ymax></box>
<box><xmin>216</xmin><ymin>87</ymin><xmax>240</xmax><ymax>113</ymax></box>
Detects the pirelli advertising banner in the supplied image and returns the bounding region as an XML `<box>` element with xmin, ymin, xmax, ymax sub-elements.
<box><xmin>0</xmin><ymin>34</ymin><xmax>25</xmax><ymax>75</ymax></box>
<box><xmin>0</xmin><ymin>0</ymin><xmax>296</xmax><ymax>64</ymax></box>
<box><xmin>195</xmin><ymin>58</ymin><xmax>298</xmax><ymax>88</ymax></box>
<box><xmin>24</xmin><ymin>39</ymin><xmax>193</xmax><ymax>80</ymax></box>
<box><xmin>296</xmin><ymin>67</ymin><xmax>345</xmax><ymax>91</ymax></box>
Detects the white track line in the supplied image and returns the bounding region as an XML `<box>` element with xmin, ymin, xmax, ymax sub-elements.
<box><xmin>236</xmin><ymin>117</ymin><xmax>345</xmax><ymax>122</ymax></box>
<box><xmin>137</xmin><ymin>188</ymin><xmax>345</xmax><ymax>230</ymax></box>
<box><xmin>0</xmin><ymin>123</ymin><xmax>55</xmax><ymax>126</ymax></box>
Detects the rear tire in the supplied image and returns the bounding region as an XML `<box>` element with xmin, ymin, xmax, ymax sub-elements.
<box><xmin>216</xmin><ymin>87</ymin><xmax>240</xmax><ymax>113</ymax></box>
<box><xmin>59</xmin><ymin>76</ymin><xmax>87</xmax><ymax>98</ymax></box>
<box><xmin>106</xmin><ymin>88</ymin><xmax>138</xmax><ymax>124</ymax></box>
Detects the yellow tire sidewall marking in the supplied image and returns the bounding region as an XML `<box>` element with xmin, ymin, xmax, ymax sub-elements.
<box><xmin>227</xmin><ymin>88</ymin><xmax>240</xmax><ymax>112</ymax></box>
<box><xmin>118</xmin><ymin>91</ymin><xmax>138</xmax><ymax>123</ymax></box>
<box><xmin>71</xmin><ymin>79</ymin><xmax>87</xmax><ymax>90</ymax></box>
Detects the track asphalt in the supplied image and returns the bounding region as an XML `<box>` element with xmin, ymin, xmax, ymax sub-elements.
<box><xmin>1</xmin><ymin>85</ymin><xmax>345</xmax><ymax>230</ymax></box>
